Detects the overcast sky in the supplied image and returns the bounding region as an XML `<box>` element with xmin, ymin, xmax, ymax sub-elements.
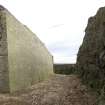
<box><xmin>0</xmin><ymin>0</ymin><xmax>105</xmax><ymax>63</ymax></box>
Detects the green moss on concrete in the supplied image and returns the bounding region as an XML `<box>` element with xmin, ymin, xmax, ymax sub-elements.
<box><xmin>0</xmin><ymin>7</ymin><xmax>53</xmax><ymax>93</ymax></box>
<box><xmin>5</xmin><ymin>11</ymin><xmax>53</xmax><ymax>92</ymax></box>
<box><xmin>0</xmin><ymin>10</ymin><xmax>10</xmax><ymax>93</ymax></box>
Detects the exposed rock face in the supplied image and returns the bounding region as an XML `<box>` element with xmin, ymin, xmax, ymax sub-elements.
<box><xmin>77</xmin><ymin>7</ymin><xmax>105</xmax><ymax>98</ymax></box>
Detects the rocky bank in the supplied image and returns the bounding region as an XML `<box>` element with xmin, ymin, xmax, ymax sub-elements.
<box><xmin>77</xmin><ymin>7</ymin><xmax>105</xmax><ymax>103</ymax></box>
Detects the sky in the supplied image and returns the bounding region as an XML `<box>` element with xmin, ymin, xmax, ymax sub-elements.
<box><xmin>0</xmin><ymin>0</ymin><xmax>105</xmax><ymax>64</ymax></box>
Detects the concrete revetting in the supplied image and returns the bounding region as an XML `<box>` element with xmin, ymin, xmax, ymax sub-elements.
<box><xmin>0</xmin><ymin>5</ymin><xmax>53</xmax><ymax>93</ymax></box>
<box><xmin>0</xmin><ymin>8</ymin><xmax>9</xmax><ymax>93</ymax></box>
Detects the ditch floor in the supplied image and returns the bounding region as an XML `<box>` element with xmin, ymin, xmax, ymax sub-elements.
<box><xmin>0</xmin><ymin>74</ymin><xmax>97</xmax><ymax>105</ymax></box>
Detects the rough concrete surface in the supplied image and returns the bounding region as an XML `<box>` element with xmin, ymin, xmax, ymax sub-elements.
<box><xmin>0</xmin><ymin>6</ymin><xmax>53</xmax><ymax>93</ymax></box>
<box><xmin>0</xmin><ymin>7</ymin><xmax>9</xmax><ymax>93</ymax></box>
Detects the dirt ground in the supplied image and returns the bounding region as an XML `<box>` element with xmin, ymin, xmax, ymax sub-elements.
<box><xmin>0</xmin><ymin>74</ymin><xmax>97</xmax><ymax>105</ymax></box>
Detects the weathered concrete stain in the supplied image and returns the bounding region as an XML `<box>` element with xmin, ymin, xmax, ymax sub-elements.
<box><xmin>0</xmin><ymin>5</ymin><xmax>53</xmax><ymax>93</ymax></box>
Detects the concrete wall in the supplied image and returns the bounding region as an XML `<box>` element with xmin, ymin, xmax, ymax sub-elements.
<box><xmin>2</xmin><ymin>9</ymin><xmax>53</xmax><ymax>92</ymax></box>
<box><xmin>0</xmin><ymin>10</ymin><xmax>9</xmax><ymax>93</ymax></box>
